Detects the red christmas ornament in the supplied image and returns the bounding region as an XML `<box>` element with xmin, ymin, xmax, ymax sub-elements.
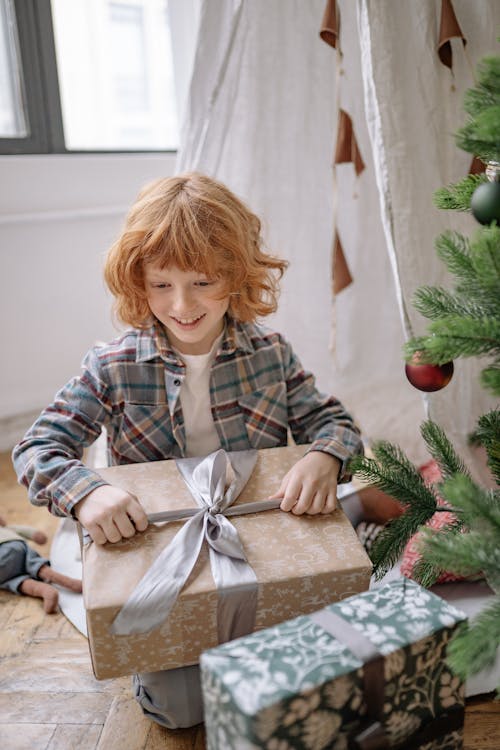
<box><xmin>405</xmin><ymin>353</ymin><xmax>454</xmax><ymax>392</ymax></box>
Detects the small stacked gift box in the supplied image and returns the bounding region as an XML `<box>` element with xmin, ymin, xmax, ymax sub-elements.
<box><xmin>200</xmin><ymin>579</ymin><xmax>466</xmax><ymax>749</ymax></box>
<box><xmin>82</xmin><ymin>445</ymin><xmax>372</xmax><ymax>679</ymax></box>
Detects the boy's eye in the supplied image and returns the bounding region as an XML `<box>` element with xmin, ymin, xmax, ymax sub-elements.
<box><xmin>196</xmin><ymin>280</ymin><xmax>214</xmax><ymax>287</ymax></box>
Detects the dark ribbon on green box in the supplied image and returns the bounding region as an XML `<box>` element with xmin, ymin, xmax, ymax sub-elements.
<box><xmin>310</xmin><ymin>609</ymin><xmax>388</xmax><ymax>750</ymax></box>
<box><xmin>309</xmin><ymin>607</ymin><xmax>464</xmax><ymax>750</ymax></box>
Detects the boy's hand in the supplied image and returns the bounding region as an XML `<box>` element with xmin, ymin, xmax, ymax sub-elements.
<box><xmin>73</xmin><ymin>485</ymin><xmax>149</xmax><ymax>544</ymax></box>
<box><xmin>269</xmin><ymin>452</ymin><xmax>341</xmax><ymax>515</ymax></box>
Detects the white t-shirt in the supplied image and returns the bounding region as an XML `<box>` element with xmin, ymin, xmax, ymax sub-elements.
<box><xmin>175</xmin><ymin>333</ymin><xmax>223</xmax><ymax>458</ymax></box>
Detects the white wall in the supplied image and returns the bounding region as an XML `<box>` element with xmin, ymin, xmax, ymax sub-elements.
<box><xmin>0</xmin><ymin>153</ymin><xmax>176</xmax><ymax>449</ymax></box>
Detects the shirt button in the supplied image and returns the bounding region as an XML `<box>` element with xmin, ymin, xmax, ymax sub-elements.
<box><xmin>173</xmin><ymin>378</ymin><xmax>181</xmax><ymax>386</ymax></box>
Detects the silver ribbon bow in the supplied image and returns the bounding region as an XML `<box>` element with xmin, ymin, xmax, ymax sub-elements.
<box><xmin>111</xmin><ymin>449</ymin><xmax>275</xmax><ymax>641</ymax></box>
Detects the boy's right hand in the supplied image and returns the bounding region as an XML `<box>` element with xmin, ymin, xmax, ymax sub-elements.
<box><xmin>72</xmin><ymin>486</ymin><xmax>149</xmax><ymax>545</ymax></box>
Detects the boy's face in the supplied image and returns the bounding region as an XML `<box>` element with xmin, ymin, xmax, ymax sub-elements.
<box><xmin>144</xmin><ymin>263</ymin><xmax>230</xmax><ymax>355</ymax></box>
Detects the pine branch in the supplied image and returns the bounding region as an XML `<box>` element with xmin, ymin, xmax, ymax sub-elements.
<box><xmin>447</xmin><ymin>598</ymin><xmax>500</xmax><ymax>681</ymax></box>
<box><xmin>480</xmin><ymin>364</ymin><xmax>500</xmax><ymax>397</ymax></box>
<box><xmin>435</xmin><ymin>232</ymin><xmax>473</xmax><ymax>280</ymax></box>
<box><xmin>463</xmin><ymin>56</ymin><xmax>500</xmax><ymax>115</ymax></box>
<box><xmin>456</xmin><ymin>105</ymin><xmax>500</xmax><ymax>161</ymax></box>
<box><xmin>405</xmin><ymin>316</ymin><xmax>500</xmax><ymax>363</ymax></box>
<box><xmin>433</xmin><ymin>175</ymin><xmax>486</xmax><ymax>211</ymax></box>
<box><xmin>410</xmin><ymin>557</ymin><xmax>442</xmax><ymax>588</ymax></box>
<box><xmin>440</xmin><ymin>475</ymin><xmax>500</xmax><ymax>533</ymax></box>
<box><xmin>369</xmin><ymin>509</ymin><xmax>436</xmax><ymax>580</ymax></box>
<box><xmin>470</xmin><ymin>226</ymin><xmax>500</xmax><ymax>291</ymax></box>
<box><xmin>349</xmin><ymin>447</ymin><xmax>437</xmax><ymax>513</ymax></box>
<box><xmin>412</xmin><ymin>286</ymin><xmax>484</xmax><ymax>321</ymax></box>
<box><xmin>420</xmin><ymin>421</ymin><xmax>471</xmax><ymax>481</ymax></box>
<box><xmin>469</xmin><ymin>409</ymin><xmax>500</xmax><ymax>482</ymax></box>
<box><xmin>419</xmin><ymin>527</ymin><xmax>497</xmax><ymax>577</ymax></box>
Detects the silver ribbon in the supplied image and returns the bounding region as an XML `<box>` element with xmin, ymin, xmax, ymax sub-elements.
<box><xmin>111</xmin><ymin>449</ymin><xmax>268</xmax><ymax>639</ymax></box>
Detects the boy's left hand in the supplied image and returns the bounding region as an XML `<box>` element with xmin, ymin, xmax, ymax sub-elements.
<box><xmin>268</xmin><ymin>451</ymin><xmax>341</xmax><ymax>515</ymax></box>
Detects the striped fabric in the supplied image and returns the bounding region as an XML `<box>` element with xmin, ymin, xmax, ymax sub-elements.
<box><xmin>12</xmin><ymin>317</ymin><xmax>363</xmax><ymax>517</ymax></box>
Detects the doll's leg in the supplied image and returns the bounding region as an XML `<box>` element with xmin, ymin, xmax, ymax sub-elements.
<box><xmin>38</xmin><ymin>564</ymin><xmax>82</xmax><ymax>593</ymax></box>
<box><xmin>133</xmin><ymin>665</ymin><xmax>203</xmax><ymax>728</ymax></box>
<box><xmin>0</xmin><ymin>541</ymin><xmax>59</xmax><ymax>612</ymax></box>
<box><xmin>19</xmin><ymin>578</ymin><xmax>59</xmax><ymax>613</ymax></box>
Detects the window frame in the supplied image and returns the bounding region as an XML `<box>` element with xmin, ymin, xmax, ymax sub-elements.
<box><xmin>1</xmin><ymin>0</ymin><xmax>177</xmax><ymax>155</ymax></box>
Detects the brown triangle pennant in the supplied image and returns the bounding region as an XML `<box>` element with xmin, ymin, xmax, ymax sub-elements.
<box><xmin>334</xmin><ymin>109</ymin><xmax>365</xmax><ymax>176</ymax></box>
<box><xmin>332</xmin><ymin>231</ymin><xmax>353</xmax><ymax>294</ymax></box>
<box><xmin>319</xmin><ymin>0</ymin><xmax>339</xmax><ymax>49</ymax></box>
<box><xmin>438</xmin><ymin>0</ymin><xmax>466</xmax><ymax>70</ymax></box>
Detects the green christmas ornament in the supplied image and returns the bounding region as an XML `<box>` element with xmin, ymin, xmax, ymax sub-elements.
<box><xmin>471</xmin><ymin>179</ymin><xmax>500</xmax><ymax>225</ymax></box>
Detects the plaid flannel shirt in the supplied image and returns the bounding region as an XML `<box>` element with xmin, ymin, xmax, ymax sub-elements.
<box><xmin>13</xmin><ymin>317</ymin><xmax>363</xmax><ymax>517</ymax></box>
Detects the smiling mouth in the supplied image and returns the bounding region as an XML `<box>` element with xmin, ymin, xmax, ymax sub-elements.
<box><xmin>171</xmin><ymin>314</ymin><xmax>205</xmax><ymax>328</ymax></box>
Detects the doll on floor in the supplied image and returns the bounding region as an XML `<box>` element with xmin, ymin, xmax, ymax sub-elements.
<box><xmin>0</xmin><ymin>515</ymin><xmax>82</xmax><ymax>613</ymax></box>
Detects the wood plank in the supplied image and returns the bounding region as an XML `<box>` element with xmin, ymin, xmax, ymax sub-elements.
<box><xmin>96</xmin><ymin>695</ymin><xmax>151</xmax><ymax>749</ymax></box>
<box><xmin>0</xmin><ymin>639</ymin><xmax>102</xmax><ymax>693</ymax></box>
<box><xmin>0</xmin><ymin>723</ymin><xmax>56</xmax><ymax>750</ymax></box>
<box><xmin>0</xmin><ymin>594</ymin><xmax>48</xmax><ymax>658</ymax></box>
<box><xmin>464</xmin><ymin>698</ymin><xmax>500</xmax><ymax>750</ymax></box>
<box><xmin>146</xmin><ymin>723</ymin><xmax>206</xmax><ymax>750</ymax></box>
<box><xmin>0</xmin><ymin>691</ymin><xmax>112</xmax><ymax>724</ymax></box>
<box><xmin>46</xmin><ymin>723</ymin><xmax>103</xmax><ymax>750</ymax></box>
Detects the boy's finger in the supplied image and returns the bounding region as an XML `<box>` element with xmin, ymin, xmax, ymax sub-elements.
<box><xmin>305</xmin><ymin>491</ymin><xmax>326</xmax><ymax>515</ymax></box>
<box><xmin>87</xmin><ymin>524</ymin><xmax>107</xmax><ymax>546</ymax></box>
<box><xmin>127</xmin><ymin>498</ymin><xmax>149</xmax><ymax>531</ymax></box>
<box><xmin>321</xmin><ymin>492</ymin><xmax>337</xmax><ymax>514</ymax></box>
<box><xmin>115</xmin><ymin>513</ymin><xmax>138</xmax><ymax>539</ymax></box>
<box><xmin>101</xmin><ymin>518</ymin><xmax>122</xmax><ymax>544</ymax></box>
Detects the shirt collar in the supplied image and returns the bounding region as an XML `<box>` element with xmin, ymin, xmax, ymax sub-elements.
<box><xmin>136</xmin><ymin>316</ymin><xmax>255</xmax><ymax>363</ymax></box>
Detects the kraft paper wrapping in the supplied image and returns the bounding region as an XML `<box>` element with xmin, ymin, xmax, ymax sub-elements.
<box><xmin>82</xmin><ymin>445</ymin><xmax>372</xmax><ymax>679</ymax></box>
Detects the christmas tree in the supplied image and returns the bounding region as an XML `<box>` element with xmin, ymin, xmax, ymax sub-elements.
<box><xmin>350</xmin><ymin>54</ymin><xmax>500</xmax><ymax>684</ymax></box>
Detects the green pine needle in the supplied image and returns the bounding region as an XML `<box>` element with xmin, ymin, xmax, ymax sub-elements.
<box><xmin>447</xmin><ymin>598</ymin><xmax>500</xmax><ymax>680</ymax></box>
<box><xmin>440</xmin><ymin>475</ymin><xmax>500</xmax><ymax>532</ymax></box>
<box><xmin>420</xmin><ymin>421</ymin><xmax>471</xmax><ymax>480</ymax></box>
<box><xmin>369</xmin><ymin>509</ymin><xmax>436</xmax><ymax>580</ymax></box>
<box><xmin>405</xmin><ymin>316</ymin><xmax>500</xmax><ymax>363</ymax></box>
<box><xmin>412</xmin><ymin>286</ymin><xmax>482</xmax><ymax>321</ymax></box>
<box><xmin>480</xmin><ymin>365</ymin><xmax>500</xmax><ymax>397</ymax></box>
<box><xmin>419</xmin><ymin>527</ymin><xmax>497</xmax><ymax>577</ymax></box>
<box><xmin>433</xmin><ymin>175</ymin><xmax>486</xmax><ymax>211</ymax></box>
<box><xmin>435</xmin><ymin>232</ymin><xmax>473</xmax><ymax>279</ymax></box>
<box><xmin>470</xmin><ymin>409</ymin><xmax>500</xmax><ymax>481</ymax></box>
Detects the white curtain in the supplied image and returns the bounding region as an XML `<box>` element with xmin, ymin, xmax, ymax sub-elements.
<box><xmin>357</xmin><ymin>0</ymin><xmax>500</xmax><ymax>478</ymax></box>
<box><xmin>176</xmin><ymin>0</ymin><xmax>499</xmax><ymax>473</ymax></box>
<box><xmin>176</xmin><ymin>0</ymin><xmax>338</xmax><ymax>398</ymax></box>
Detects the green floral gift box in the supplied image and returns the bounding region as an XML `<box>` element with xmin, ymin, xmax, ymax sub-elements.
<box><xmin>200</xmin><ymin>579</ymin><xmax>466</xmax><ymax>750</ymax></box>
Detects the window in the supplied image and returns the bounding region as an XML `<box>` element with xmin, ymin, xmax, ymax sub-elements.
<box><xmin>0</xmin><ymin>0</ymin><xmax>180</xmax><ymax>154</ymax></box>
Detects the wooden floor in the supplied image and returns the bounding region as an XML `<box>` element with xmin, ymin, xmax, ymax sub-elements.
<box><xmin>1</xmin><ymin>451</ymin><xmax>499</xmax><ymax>750</ymax></box>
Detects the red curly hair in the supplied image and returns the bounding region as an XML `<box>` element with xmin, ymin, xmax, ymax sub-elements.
<box><xmin>104</xmin><ymin>173</ymin><xmax>288</xmax><ymax>328</ymax></box>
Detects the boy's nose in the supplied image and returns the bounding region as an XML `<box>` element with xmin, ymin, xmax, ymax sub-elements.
<box><xmin>172</xmin><ymin>287</ymin><xmax>195</xmax><ymax>312</ymax></box>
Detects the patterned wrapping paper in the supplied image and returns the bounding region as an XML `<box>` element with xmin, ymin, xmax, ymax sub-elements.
<box><xmin>82</xmin><ymin>445</ymin><xmax>372</xmax><ymax>679</ymax></box>
<box><xmin>200</xmin><ymin>580</ymin><xmax>467</xmax><ymax>750</ymax></box>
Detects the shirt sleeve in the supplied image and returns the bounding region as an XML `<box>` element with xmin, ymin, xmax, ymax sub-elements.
<box><xmin>281</xmin><ymin>337</ymin><xmax>364</xmax><ymax>481</ymax></box>
<box><xmin>11</xmin><ymin>348</ymin><xmax>113</xmax><ymax>517</ymax></box>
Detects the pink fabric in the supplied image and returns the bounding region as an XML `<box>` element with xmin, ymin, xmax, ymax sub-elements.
<box><xmin>400</xmin><ymin>460</ymin><xmax>468</xmax><ymax>583</ymax></box>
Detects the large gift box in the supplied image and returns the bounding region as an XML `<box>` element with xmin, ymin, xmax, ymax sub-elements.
<box><xmin>82</xmin><ymin>445</ymin><xmax>372</xmax><ymax>679</ymax></box>
<box><xmin>200</xmin><ymin>579</ymin><xmax>466</xmax><ymax>750</ymax></box>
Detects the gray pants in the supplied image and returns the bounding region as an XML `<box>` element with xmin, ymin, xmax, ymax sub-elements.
<box><xmin>133</xmin><ymin>664</ymin><xmax>203</xmax><ymax>728</ymax></box>
<box><xmin>0</xmin><ymin>540</ymin><xmax>49</xmax><ymax>594</ymax></box>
